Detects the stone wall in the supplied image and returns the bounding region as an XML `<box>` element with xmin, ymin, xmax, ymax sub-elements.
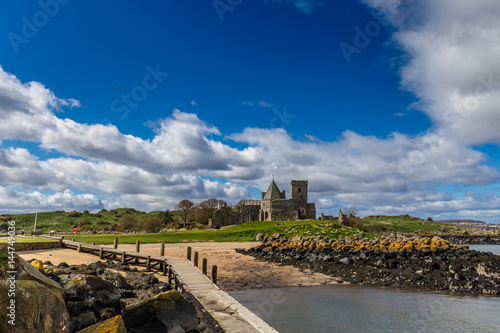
<box><xmin>0</xmin><ymin>241</ymin><xmax>61</xmax><ymax>252</ymax></box>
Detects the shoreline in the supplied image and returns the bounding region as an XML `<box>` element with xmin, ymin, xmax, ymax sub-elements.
<box><xmin>243</xmin><ymin>235</ymin><xmax>500</xmax><ymax>296</ymax></box>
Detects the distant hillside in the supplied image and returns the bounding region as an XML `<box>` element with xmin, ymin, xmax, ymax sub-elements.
<box><xmin>438</xmin><ymin>219</ymin><xmax>486</xmax><ymax>225</ymax></box>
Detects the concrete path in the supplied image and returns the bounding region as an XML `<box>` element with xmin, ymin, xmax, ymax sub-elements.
<box><xmin>166</xmin><ymin>256</ymin><xmax>279</xmax><ymax>333</ymax></box>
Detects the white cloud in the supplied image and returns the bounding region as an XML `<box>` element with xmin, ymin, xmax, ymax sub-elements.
<box><xmin>363</xmin><ymin>0</ymin><xmax>500</xmax><ymax>145</ymax></box>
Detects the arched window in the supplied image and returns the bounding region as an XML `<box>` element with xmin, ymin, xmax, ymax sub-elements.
<box><xmin>265</xmin><ymin>211</ymin><xmax>269</xmax><ymax>220</ymax></box>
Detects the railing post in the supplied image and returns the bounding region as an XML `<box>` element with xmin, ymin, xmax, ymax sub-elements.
<box><xmin>194</xmin><ymin>252</ymin><xmax>199</xmax><ymax>267</ymax></box>
<box><xmin>202</xmin><ymin>258</ymin><xmax>207</xmax><ymax>275</ymax></box>
<box><xmin>77</xmin><ymin>244</ymin><xmax>82</xmax><ymax>253</ymax></box>
<box><xmin>121</xmin><ymin>252</ymin><xmax>126</xmax><ymax>264</ymax></box>
<box><xmin>163</xmin><ymin>259</ymin><xmax>167</xmax><ymax>276</ymax></box>
<box><xmin>99</xmin><ymin>248</ymin><xmax>104</xmax><ymax>259</ymax></box>
<box><xmin>92</xmin><ymin>242</ymin><xmax>95</xmax><ymax>245</ymax></box>
<box><xmin>212</xmin><ymin>265</ymin><xmax>218</xmax><ymax>285</ymax></box>
<box><xmin>187</xmin><ymin>247</ymin><xmax>192</xmax><ymax>261</ymax></box>
<box><xmin>160</xmin><ymin>243</ymin><xmax>165</xmax><ymax>257</ymax></box>
<box><xmin>135</xmin><ymin>240</ymin><xmax>140</xmax><ymax>264</ymax></box>
<box><xmin>168</xmin><ymin>265</ymin><xmax>173</xmax><ymax>285</ymax></box>
<box><xmin>146</xmin><ymin>256</ymin><xmax>151</xmax><ymax>271</ymax></box>
<box><xmin>113</xmin><ymin>237</ymin><xmax>118</xmax><ymax>258</ymax></box>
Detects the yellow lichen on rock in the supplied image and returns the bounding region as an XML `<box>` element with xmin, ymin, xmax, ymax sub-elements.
<box><xmin>78</xmin><ymin>315</ymin><xmax>126</xmax><ymax>333</ymax></box>
<box><xmin>30</xmin><ymin>260</ymin><xmax>45</xmax><ymax>274</ymax></box>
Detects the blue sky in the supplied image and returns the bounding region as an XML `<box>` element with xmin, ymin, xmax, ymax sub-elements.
<box><xmin>1</xmin><ymin>0</ymin><xmax>500</xmax><ymax>222</ymax></box>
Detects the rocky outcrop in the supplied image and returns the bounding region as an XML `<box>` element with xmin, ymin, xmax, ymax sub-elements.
<box><xmin>240</xmin><ymin>235</ymin><xmax>500</xmax><ymax>295</ymax></box>
<box><xmin>38</xmin><ymin>260</ymin><xmax>224</xmax><ymax>332</ymax></box>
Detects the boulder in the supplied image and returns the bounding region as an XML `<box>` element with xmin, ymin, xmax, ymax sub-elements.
<box><xmin>0</xmin><ymin>255</ymin><xmax>69</xmax><ymax>333</ymax></box>
<box><xmin>64</xmin><ymin>276</ymin><xmax>121</xmax><ymax>319</ymax></box>
<box><xmin>121</xmin><ymin>290</ymin><xmax>199</xmax><ymax>332</ymax></box>
<box><xmin>256</xmin><ymin>233</ymin><xmax>265</xmax><ymax>241</ymax></box>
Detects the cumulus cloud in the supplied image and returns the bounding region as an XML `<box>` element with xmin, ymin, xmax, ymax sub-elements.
<box><xmin>363</xmin><ymin>0</ymin><xmax>500</xmax><ymax>145</ymax></box>
<box><xmin>2</xmin><ymin>24</ymin><xmax>500</xmax><ymax>222</ymax></box>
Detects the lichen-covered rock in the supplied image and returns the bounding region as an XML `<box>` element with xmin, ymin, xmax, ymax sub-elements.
<box><xmin>121</xmin><ymin>290</ymin><xmax>199</xmax><ymax>332</ymax></box>
<box><xmin>0</xmin><ymin>280</ymin><xmax>69</xmax><ymax>332</ymax></box>
<box><xmin>31</xmin><ymin>259</ymin><xmax>46</xmax><ymax>274</ymax></box>
<box><xmin>77</xmin><ymin>315</ymin><xmax>127</xmax><ymax>333</ymax></box>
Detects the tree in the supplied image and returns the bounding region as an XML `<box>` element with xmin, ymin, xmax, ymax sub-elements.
<box><xmin>160</xmin><ymin>209</ymin><xmax>174</xmax><ymax>224</ymax></box>
<box><xmin>175</xmin><ymin>199</ymin><xmax>194</xmax><ymax>229</ymax></box>
<box><xmin>344</xmin><ymin>206</ymin><xmax>359</xmax><ymax>217</ymax></box>
<box><xmin>197</xmin><ymin>198</ymin><xmax>226</xmax><ymax>224</ymax></box>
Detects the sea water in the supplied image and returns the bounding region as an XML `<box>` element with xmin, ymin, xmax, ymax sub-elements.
<box><xmin>231</xmin><ymin>245</ymin><xmax>500</xmax><ymax>333</ymax></box>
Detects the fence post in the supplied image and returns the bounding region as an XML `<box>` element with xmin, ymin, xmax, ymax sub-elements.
<box><xmin>92</xmin><ymin>242</ymin><xmax>95</xmax><ymax>246</ymax></box>
<box><xmin>163</xmin><ymin>259</ymin><xmax>167</xmax><ymax>276</ymax></box>
<box><xmin>121</xmin><ymin>252</ymin><xmax>126</xmax><ymax>264</ymax></box>
<box><xmin>77</xmin><ymin>244</ymin><xmax>82</xmax><ymax>253</ymax></box>
<box><xmin>99</xmin><ymin>248</ymin><xmax>104</xmax><ymax>259</ymax></box>
<box><xmin>168</xmin><ymin>265</ymin><xmax>173</xmax><ymax>285</ymax></box>
<box><xmin>113</xmin><ymin>237</ymin><xmax>118</xmax><ymax>258</ymax></box>
<box><xmin>135</xmin><ymin>240</ymin><xmax>140</xmax><ymax>264</ymax></box>
<box><xmin>146</xmin><ymin>256</ymin><xmax>151</xmax><ymax>271</ymax></box>
<box><xmin>160</xmin><ymin>243</ymin><xmax>165</xmax><ymax>257</ymax></box>
<box><xmin>212</xmin><ymin>265</ymin><xmax>217</xmax><ymax>285</ymax></box>
<box><xmin>187</xmin><ymin>247</ymin><xmax>192</xmax><ymax>261</ymax></box>
<box><xmin>202</xmin><ymin>258</ymin><xmax>207</xmax><ymax>275</ymax></box>
<box><xmin>194</xmin><ymin>252</ymin><xmax>199</xmax><ymax>267</ymax></box>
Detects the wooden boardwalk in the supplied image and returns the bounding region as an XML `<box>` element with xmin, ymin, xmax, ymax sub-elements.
<box><xmin>166</xmin><ymin>257</ymin><xmax>278</xmax><ymax>333</ymax></box>
<box><xmin>48</xmin><ymin>237</ymin><xmax>278</xmax><ymax>333</ymax></box>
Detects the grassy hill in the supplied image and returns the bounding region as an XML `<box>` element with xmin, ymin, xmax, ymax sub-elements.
<box><xmin>1</xmin><ymin>209</ymin><xmax>473</xmax><ymax>245</ymax></box>
<box><xmin>0</xmin><ymin>208</ymin><xmax>177</xmax><ymax>233</ymax></box>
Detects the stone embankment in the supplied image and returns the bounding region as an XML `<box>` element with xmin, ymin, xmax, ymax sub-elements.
<box><xmin>0</xmin><ymin>256</ymin><xmax>223</xmax><ymax>333</ymax></box>
<box><xmin>442</xmin><ymin>235</ymin><xmax>500</xmax><ymax>245</ymax></box>
<box><xmin>240</xmin><ymin>234</ymin><xmax>500</xmax><ymax>295</ymax></box>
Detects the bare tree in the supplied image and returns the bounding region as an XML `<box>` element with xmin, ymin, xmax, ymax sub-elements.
<box><xmin>344</xmin><ymin>206</ymin><xmax>359</xmax><ymax>217</ymax></box>
<box><xmin>175</xmin><ymin>199</ymin><xmax>194</xmax><ymax>229</ymax></box>
<box><xmin>199</xmin><ymin>198</ymin><xmax>226</xmax><ymax>218</ymax></box>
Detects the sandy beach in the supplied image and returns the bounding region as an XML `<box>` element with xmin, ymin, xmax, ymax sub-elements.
<box><xmin>19</xmin><ymin>241</ymin><xmax>339</xmax><ymax>291</ymax></box>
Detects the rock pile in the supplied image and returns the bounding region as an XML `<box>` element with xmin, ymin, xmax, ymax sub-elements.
<box><xmin>2</xmin><ymin>257</ymin><xmax>224</xmax><ymax>333</ymax></box>
<box><xmin>241</xmin><ymin>234</ymin><xmax>500</xmax><ymax>295</ymax></box>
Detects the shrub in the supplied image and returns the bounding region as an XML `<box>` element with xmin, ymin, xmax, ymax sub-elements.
<box><xmin>83</xmin><ymin>210</ymin><xmax>90</xmax><ymax>215</ymax></box>
<box><xmin>116</xmin><ymin>215</ymin><xmax>140</xmax><ymax>232</ymax></box>
<box><xmin>93</xmin><ymin>213</ymin><xmax>102</xmax><ymax>218</ymax></box>
<box><xmin>77</xmin><ymin>219</ymin><xmax>91</xmax><ymax>227</ymax></box>
<box><xmin>141</xmin><ymin>217</ymin><xmax>164</xmax><ymax>233</ymax></box>
<box><xmin>96</xmin><ymin>220</ymin><xmax>109</xmax><ymax>226</ymax></box>
<box><xmin>67</xmin><ymin>211</ymin><xmax>81</xmax><ymax>218</ymax></box>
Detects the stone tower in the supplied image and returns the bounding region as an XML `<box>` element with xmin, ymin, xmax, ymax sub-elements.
<box><xmin>290</xmin><ymin>180</ymin><xmax>308</xmax><ymax>207</ymax></box>
<box><xmin>290</xmin><ymin>180</ymin><xmax>309</xmax><ymax>219</ymax></box>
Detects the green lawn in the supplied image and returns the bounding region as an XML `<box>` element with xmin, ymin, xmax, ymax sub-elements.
<box><xmin>0</xmin><ymin>236</ymin><xmax>58</xmax><ymax>243</ymax></box>
<box><xmin>73</xmin><ymin>220</ymin><xmax>366</xmax><ymax>245</ymax></box>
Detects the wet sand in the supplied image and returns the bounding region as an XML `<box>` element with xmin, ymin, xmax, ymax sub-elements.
<box><xmin>19</xmin><ymin>241</ymin><xmax>340</xmax><ymax>291</ymax></box>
